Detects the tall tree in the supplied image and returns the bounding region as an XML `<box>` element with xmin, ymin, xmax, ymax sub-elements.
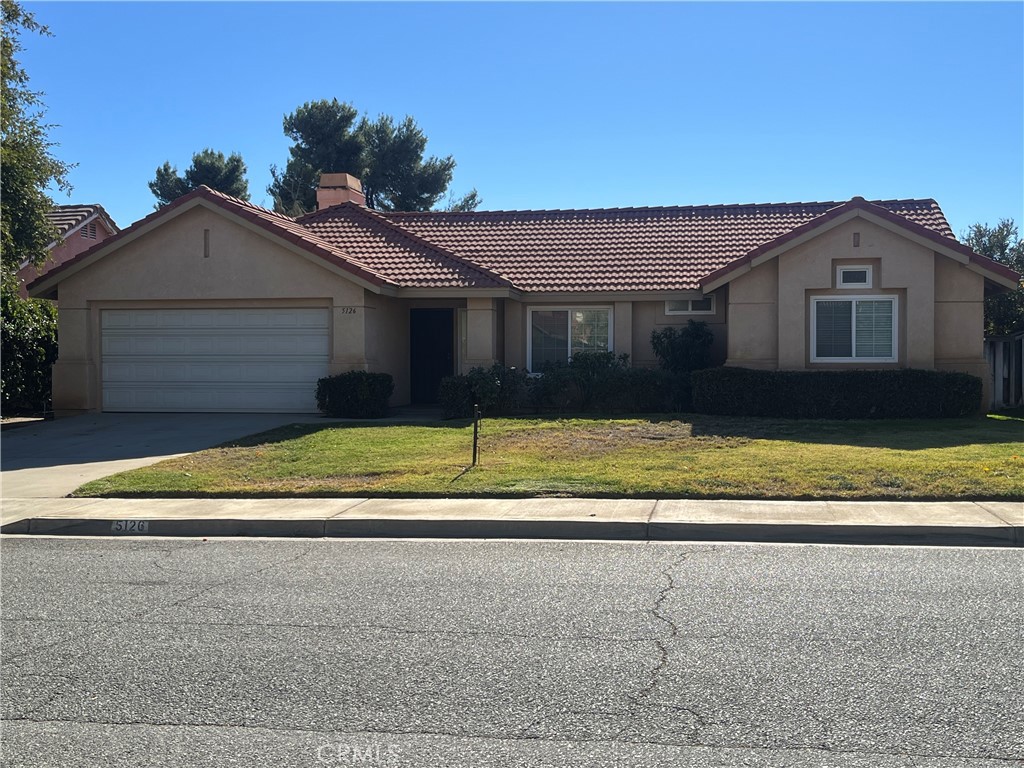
<box><xmin>963</xmin><ymin>219</ymin><xmax>1024</xmax><ymax>336</ymax></box>
<box><xmin>268</xmin><ymin>99</ymin><xmax>363</xmax><ymax>215</ymax></box>
<box><xmin>0</xmin><ymin>0</ymin><xmax>72</xmax><ymax>284</ymax></box>
<box><xmin>1</xmin><ymin>0</ymin><xmax>69</xmax><ymax>411</ymax></box>
<box><xmin>268</xmin><ymin>99</ymin><xmax>479</xmax><ymax>215</ymax></box>
<box><xmin>149</xmin><ymin>148</ymin><xmax>250</xmax><ymax>207</ymax></box>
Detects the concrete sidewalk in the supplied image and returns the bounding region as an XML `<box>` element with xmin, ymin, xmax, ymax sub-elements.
<box><xmin>1</xmin><ymin>497</ymin><xmax>1021</xmax><ymax>547</ymax></box>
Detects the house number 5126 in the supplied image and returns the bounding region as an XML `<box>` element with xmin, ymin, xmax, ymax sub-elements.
<box><xmin>337</xmin><ymin>307</ymin><xmax>357</xmax><ymax>314</ymax></box>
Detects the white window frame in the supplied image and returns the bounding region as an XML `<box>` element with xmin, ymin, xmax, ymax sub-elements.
<box><xmin>526</xmin><ymin>306</ymin><xmax>614</xmax><ymax>372</ymax></box>
<box><xmin>665</xmin><ymin>295</ymin><xmax>716</xmax><ymax>315</ymax></box>
<box><xmin>810</xmin><ymin>295</ymin><xmax>898</xmax><ymax>364</ymax></box>
<box><xmin>836</xmin><ymin>265</ymin><xmax>872</xmax><ymax>289</ymax></box>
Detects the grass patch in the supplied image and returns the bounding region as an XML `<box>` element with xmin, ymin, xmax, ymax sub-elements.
<box><xmin>73</xmin><ymin>414</ymin><xmax>1024</xmax><ymax>500</ymax></box>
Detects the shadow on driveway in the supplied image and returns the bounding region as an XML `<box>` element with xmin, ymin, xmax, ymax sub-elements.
<box><xmin>1</xmin><ymin>413</ymin><xmax>323</xmax><ymax>472</ymax></box>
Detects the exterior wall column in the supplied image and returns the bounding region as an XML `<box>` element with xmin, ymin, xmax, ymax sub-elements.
<box><xmin>329</xmin><ymin>296</ymin><xmax>370</xmax><ymax>374</ymax></box>
<box><xmin>462</xmin><ymin>297</ymin><xmax>498</xmax><ymax>373</ymax></box>
<box><xmin>614</xmin><ymin>301</ymin><xmax>633</xmax><ymax>362</ymax></box>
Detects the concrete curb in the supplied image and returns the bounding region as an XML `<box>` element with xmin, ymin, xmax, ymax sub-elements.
<box><xmin>3</xmin><ymin>515</ymin><xmax>1020</xmax><ymax>547</ymax></box>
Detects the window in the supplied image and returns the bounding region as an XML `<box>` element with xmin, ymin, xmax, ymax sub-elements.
<box><xmin>665</xmin><ymin>296</ymin><xmax>715</xmax><ymax>315</ymax></box>
<box><xmin>527</xmin><ymin>307</ymin><xmax>612</xmax><ymax>370</ymax></box>
<box><xmin>837</xmin><ymin>265</ymin><xmax>872</xmax><ymax>289</ymax></box>
<box><xmin>811</xmin><ymin>296</ymin><xmax>896</xmax><ymax>362</ymax></box>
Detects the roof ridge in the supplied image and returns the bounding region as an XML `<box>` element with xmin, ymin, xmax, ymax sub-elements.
<box><xmin>384</xmin><ymin>198</ymin><xmax>942</xmax><ymax>218</ymax></box>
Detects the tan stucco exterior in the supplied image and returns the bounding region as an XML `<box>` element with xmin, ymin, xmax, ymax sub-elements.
<box><xmin>723</xmin><ymin>215</ymin><xmax>993</xmax><ymax>404</ymax></box>
<box><xmin>41</xmin><ymin>197</ymin><xmax>1006</xmax><ymax>414</ymax></box>
<box><xmin>49</xmin><ymin>204</ymin><xmax>374</xmax><ymax>414</ymax></box>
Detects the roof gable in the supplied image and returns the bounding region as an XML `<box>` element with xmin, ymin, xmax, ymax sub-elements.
<box><xmin>698</xmin><ymin>197</ymin><xmax>1020</xmax><ymax>292</ymax></box>
<box><xmin>28</xmin><ymin>187</ymin><xmax>400</xmax><ymax>298</ymax></box>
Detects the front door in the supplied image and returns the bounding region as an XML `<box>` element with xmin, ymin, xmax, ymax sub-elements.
<box><xmin>409</xmin><ymin>308</ymin><xmax>454</xmax><ymax>404</ymax></box>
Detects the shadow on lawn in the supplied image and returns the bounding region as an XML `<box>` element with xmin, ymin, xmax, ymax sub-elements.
<box><xmin>216</xmin><ymin>412</ymin><xmax>1022</xmax><ymax>453</ymax></box>
<box><xmin>680</xmin><ymin>413</ymin><xmax>1023</xmax><ymax>450</ymax></box>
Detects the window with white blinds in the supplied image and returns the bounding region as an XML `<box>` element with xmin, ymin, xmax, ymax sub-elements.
<box><xmin>811</xmin><ymin>296</ymin><xmax>897</xmax><ymax>362</ymax></box>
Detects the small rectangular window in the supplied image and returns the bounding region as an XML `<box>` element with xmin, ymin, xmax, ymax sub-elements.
<box><xmin>665</xmin><ymin>296</ymin><xmax>715</xmax><ymax>315</ymax></box>
<box><xmin>837</xmin><ymin>265</ymin><xmax>872</xmax><ymax>288</ymax></box>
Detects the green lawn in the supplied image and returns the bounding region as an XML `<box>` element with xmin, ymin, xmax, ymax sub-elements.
<box><xmin>73</xmin><ymin>413</ymin><xmax>1024</xmax><ymax>500</ymax></box>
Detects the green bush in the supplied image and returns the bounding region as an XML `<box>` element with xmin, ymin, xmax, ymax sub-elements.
<box><xmin>438</xmin><ymin>375</ymin><xmax>474</xmax><ymax>419</ymax></box>
<box><xmin>692</xmin><ymin>367</ymin><xmax>982</xmax><ymax>419</ymax></box>
<box><xmin>315</xmin><ymin>371</ymin><xmax>394</xmax><ymax>418</ymax></box>
<box><xmin>650</xmin><ymin>320</ymin><xmax>715</xmax><ymax>410</ymax></box>
<box><xmin>1</xmin><ymin>286</ymin><xmax>58</xmax><ymax>413</ymax></box>
<box><xmin>439</xmin><ymin>364</ymin><xmax>531</xmax><ymax>419</ymax></box>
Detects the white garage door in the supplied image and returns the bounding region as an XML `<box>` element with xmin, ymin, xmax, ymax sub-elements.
<box><xmin>101</xmin><ymin>308</ymin><xmax>330</xmax><ymax>412</ymax></box>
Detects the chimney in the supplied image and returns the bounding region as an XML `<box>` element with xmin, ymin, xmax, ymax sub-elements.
<box><xmin>316</xmin><ymin>173</ymin><xmax>365</xmax><ymax>209</ymax></box>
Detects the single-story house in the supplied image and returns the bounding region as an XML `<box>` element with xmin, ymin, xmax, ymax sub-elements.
<box><xmin>28</xmin><ymin>173</ymin><xmax>1022</xmax><ymax>415</ymax></box>
<box><xmin>18</xmin><ymin>204</ymin><xmax>119</xmax><ymax>298</ymax></box>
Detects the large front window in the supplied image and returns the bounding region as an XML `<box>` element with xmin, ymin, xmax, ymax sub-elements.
<box><xmin>528</xmin><ymin>307</ymin><xmax>612</xmax><ymax>370</ymax></box>
<box><xmin>811</xmin><ymin>296</ymin><xmax>897</xmax><ymax>363</ymax></box>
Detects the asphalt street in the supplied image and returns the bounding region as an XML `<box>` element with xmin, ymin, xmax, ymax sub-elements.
<box><xmin>1</xmin><ymin>538</ymin><xmax>1021</xmax><ymax>767</ymax></box>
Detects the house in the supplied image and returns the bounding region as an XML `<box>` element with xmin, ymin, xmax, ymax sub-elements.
<box><xmin>18</xmin><ymin>204</ymin><xmax>120</xmax><ymax>298</ymax></box>
<box><xmin>27</xmin><ymin>174</ymin><xmax>1021</xmax><ymax>415</ymax></box>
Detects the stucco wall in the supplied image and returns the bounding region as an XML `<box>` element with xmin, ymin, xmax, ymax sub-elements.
<box><xmin>724</xmin><ymin>215</ymin><xmax>992</xmax><ymax>405</ymax></box>
<box><xmin>632</xmin><ymin>290</ymin><xmax>728</xmax><ymax>368</ymax></box>
<box><xmin>50</xmin><ymin>204</ymin><xmax>370</xmax><ymax>413</ymax></box>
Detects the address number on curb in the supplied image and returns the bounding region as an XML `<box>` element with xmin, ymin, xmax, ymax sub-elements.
<box><xmin>111</xmin><ymin>520</ymin><xmax>149</xmax><ymax>533</ymax></box>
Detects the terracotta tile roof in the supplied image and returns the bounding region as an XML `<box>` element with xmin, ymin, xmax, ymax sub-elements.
<box><xmin>299</xmin><ymin>203</ymin><xmax>511</xmax><ymax>289</ymax></box>
<box><xmin>380</xmin><ymin>199</ymin><xmax>956</xmax><ymax>292</ymax></box>
<box><xmin>46</xmin><ymin>204</ymin><xmax>119</xmax><ymax>239</ymax></box>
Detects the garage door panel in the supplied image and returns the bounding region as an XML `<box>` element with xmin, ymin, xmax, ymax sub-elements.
<box><xmin>103</xmin><ymin>361</ymin><xmax>327</xmax><ymax>384</ymax></box>
<box><xmin>101</xmin><ymin>308</ymin><xmax>330</xmax><ymax>413</ymax></box>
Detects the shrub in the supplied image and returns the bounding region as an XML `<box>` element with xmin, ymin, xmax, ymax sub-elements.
<box><xmin>650</xmin><ymin>321</ymin><xmax>714</xmax><ymax>375</ymax></box>
<box><xmin>315</xmin><ymin>371</ymin><xmax>394</xmax><ymax>418</ymax></box>
<box><xmin>650</xmin><ymin>320</ymin><xmax>716</xmax><ymax>411</ymax></box>
<box><xmin>1</xmin><ymin>286</ymin><xmax>58</xmax><ymax>413</ymax></box>
<box><xmin>691</xmin><ymin>367</ymin><xmax>982</xmax><ymax>419</ymax></box>
<box><xmin>438</xmin><ymin>375</ymin><xmax>474</xmax><ymax>419</ymax></box>
<box><xmin>439</xmin><ymin>364</ymin><xmax>531</xmax><ymax>419</ymax></box>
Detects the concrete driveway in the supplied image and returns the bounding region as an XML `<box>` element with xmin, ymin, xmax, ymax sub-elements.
<box><xmin>1</xmin><ymin>413</ymin><xmax>322</xmax><ymax>503</ymax></box>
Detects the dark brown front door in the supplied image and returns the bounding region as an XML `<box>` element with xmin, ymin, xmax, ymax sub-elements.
<box><xmin>409</xmin><ymin>308</ymin><xmax>454</xmax><ymax>404</ymax></box>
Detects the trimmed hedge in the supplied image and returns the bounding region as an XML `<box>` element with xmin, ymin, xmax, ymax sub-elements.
<box><xmin>316</xmin><ymin>371</ymin><xmax>394</xmax><ymax>418</ymax></box>
<box><xmin>691</xmin><ymin>367</ymin><xmax>982</xmax><ymax>419</ymax></box>
<box><xmin>439</xmin><ymin>355</ymin><xmax>675</xmax><ymax>418</ymax></box>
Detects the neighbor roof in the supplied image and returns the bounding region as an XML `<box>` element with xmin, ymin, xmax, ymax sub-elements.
<box><xmin>377</xmin><ymin>199</ymin><xmax>955</xmax><ymax>292</ymax></box>
<box><xmin>46</xmin><ymin>204</ymin><xmax>119</xmax><ymax>240</ymax></box>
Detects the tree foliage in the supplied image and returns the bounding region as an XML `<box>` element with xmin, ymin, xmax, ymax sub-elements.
<box><xmin>1</xmin><ymin>0</ymin><xmax>67</xmax><ymax>413</ymax></box>
<box><xmin>149</xmin><ymin>148</ymin><xmax>250</xmax><ymax>207</ymax></box>
<box><xmin>962</xmin><ymin>219</ymin><xmax>1024</xmax><ymax>336</ymax></box>
<box><xmin>268</xmin><ymin>99</ymin><xmax>479</xmax><ymax>216</ymax></box>
<box><xmin>1</xmin><ymin>279</ymin><xmax>57</xmax><ymax>411</ymax></box>
<box><xmin>0</xmin><ymin>0</ymin><xmax>72</xmax><ymax>284</ymax></box>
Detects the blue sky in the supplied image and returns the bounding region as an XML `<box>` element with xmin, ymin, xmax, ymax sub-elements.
<box><xmin>21</xmin><ymin>1</ymin><xmax>1024</xmax><ymax>237</ymax></box>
